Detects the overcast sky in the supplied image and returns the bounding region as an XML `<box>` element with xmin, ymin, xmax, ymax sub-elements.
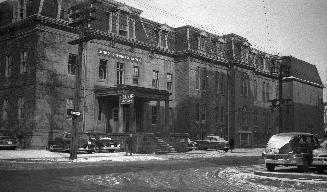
<box><xmin>116</xmin><ymin>0</ymin><xmax>327</xmax><ymax>97</ymax></box>
<box><xmin>1</xmin><ymin>0</ymin><xmax>326</xmax><ymax>98</ymax></box>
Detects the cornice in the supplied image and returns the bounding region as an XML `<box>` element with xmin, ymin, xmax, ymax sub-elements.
<box><xmin>283</xmin><ymin>76</ymin><xmax>324</xmax><ymax>88</ymax></box>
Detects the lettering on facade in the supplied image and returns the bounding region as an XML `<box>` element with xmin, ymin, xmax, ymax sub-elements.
<box><xmin>98</xmin><ymin>49</ymin><xmax>142</xmax><ymax>64</ymax></box>
<box><xmin>121</xmin><ymin>94</ymin><xmax>134</xmax><ymax>105</ymax></box>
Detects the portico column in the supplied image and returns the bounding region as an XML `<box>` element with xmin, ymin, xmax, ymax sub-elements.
<box><xmin>165</xmin><ymin>99</ymin><xmax>169</xmax><ymax>132</ymax></box>
<box><xmin>142</xmin><ymin>101</ymin><xmax>148</xmax><ymax>132</ymax></box>
<box><xmin>156</xmin><ymin>100</ymin><xmax>160</xmax><ymax>131</ymax></box>
<box><xmin>129</xmin><ymin>102</ymin><xmax>134</xmax><ymax>133</ymax></box>
<box><xmin>118</xmin><ymin>95</ymin><xmax>123</xmax><ymax>133</ymax></box>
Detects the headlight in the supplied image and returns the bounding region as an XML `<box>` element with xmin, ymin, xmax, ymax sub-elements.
<box><xmin>87</xmin><ymin>141</ymin><xmax>91</xmax><ymax>145</ymax></box>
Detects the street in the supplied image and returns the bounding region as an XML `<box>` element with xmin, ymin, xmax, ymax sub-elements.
<box><xmin>0</xmin><ymin>154</ymin><xmax>326</xmax><ymax>192</ymax></box>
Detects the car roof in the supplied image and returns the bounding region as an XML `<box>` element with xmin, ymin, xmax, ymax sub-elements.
<box><xmin>274</xmin><ymin>132</ymin><xmax>314</xmax><ymax>136</ymax></box>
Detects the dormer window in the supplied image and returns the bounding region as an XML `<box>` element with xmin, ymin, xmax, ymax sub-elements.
<box><xmin>12</xmin><ymin>0</ymin><xmax>27</xmax><ymax>22</ymax></box>
<box><xmin>109</xmin><ymin>6</ymin><xmax>135</xmax><ymax>39</ymax></box>
<box><xmin>212</xmin><ymin>37</ymin><xmax>226</xmax><ymax>58</ymax></box>
<box><xmin>119</xmin><ymin>12</ymin><xmax>128</xmax><ymax>36</ymax></box>
<box><xmin>158</xmin><ymin>24</ymin><xmax>170</xmax><ymax>49</ymax></box>
<box><xmin>197</xmin><ymin>31</ymin><xmax>207</xmax><ymax>52</ymax></box>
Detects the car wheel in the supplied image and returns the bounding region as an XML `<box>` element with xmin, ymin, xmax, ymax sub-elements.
<box><xmin>316</xmin><ymin>166</ymin><xmax>324</xmax><ymax>173</ymax></box>
<box><xmin>94</xmin><ymin>146</ymin><xmax>100</xmax><ymax>153</ymax></box>
<box><xmin>298</xmin><ymin>158</ymin><xmax>309</xmax><ymax>172</ymax></box>
<box><xmin>48</xmin><ymin>145</ymin><xmax>54</xmax><ymax>152</ymax></box>
<box><xmin>266</xmin><ymin>163</ymin><xmax>275</xmax><ymax>172</ymax></box>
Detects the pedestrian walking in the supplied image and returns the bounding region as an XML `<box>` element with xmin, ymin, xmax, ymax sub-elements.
<box><xmin>126</xmin><ymin>133</ymin><xmax>134</xmax><ymax>156</ymax></box>
<box><xmin>229</xmin><ymin>138</ymin><xmax>234</xmax><ymax>153</ymax></box>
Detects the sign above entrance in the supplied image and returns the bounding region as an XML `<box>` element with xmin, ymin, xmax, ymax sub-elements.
<box><xmin>98</xmin><ymin>49</ymin><xmax>142</xmax><ymax>64</ymax></box>
<box><xmin>121</xmin><ymin>94</ymin><xmax>134</xmax><ymax>105</ymax></box>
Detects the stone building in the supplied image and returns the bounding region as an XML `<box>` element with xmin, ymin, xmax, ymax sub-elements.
<box><xmin>0</xmin><ymin>0</ymin><xmax>324</xmax><ymax>149</ymax></box>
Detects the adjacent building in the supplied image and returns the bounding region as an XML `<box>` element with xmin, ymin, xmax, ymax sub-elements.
<box><xmin>0</xmin><ymin>0</ymin><xmax>324</xmax><ymax>149</ymax></box>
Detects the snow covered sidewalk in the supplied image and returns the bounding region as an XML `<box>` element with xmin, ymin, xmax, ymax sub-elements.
<box><xmin>0</xmin><ymin>148</ymin><xmax>264</xmax><ymax>163</ymax></box>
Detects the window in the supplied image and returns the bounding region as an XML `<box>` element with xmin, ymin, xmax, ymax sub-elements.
<box><xmin>166</xmin><ymin>73</ymin><xmax>172</xmax><ymax>91</ymax></box>
<box><xmin>195</xmin><ymin>67</ymin><xmax>200</xmax><ymax>90</ymax></box>
<box><xmin>201</xmin><ymin>68</ymin><xmax>207</xmax><ymax>90</ymax></box>
<box><xmin>241</xmin><ymin>49</ymin><xmax>248</xmax><ymax>63</ymax></box>
<box><xmin>113</xmin><ymin>109</ymin><xmax>118</xmax><ymax>121</ymax></box>
<box><xmin>133</xmin><ymin>66</ymin><xmax>139</xmax><ymax>85</ymax></box>
<box><xmin>240</xmin><ymin>133</ymin><xmax>250</xmax><ymax>146</ymax></box>
<box><xmin>152</xmin><ymin>70</ymin><xmax>159</xmax><ymax>88</ymax></box>
<box><xmin>253</xmin><ymin>110</ymin><xmax>258</xmax><ymax>125</ymax></box>
<box><xmin>220</xmin><ymin>74</ymin><xmax>225</xmax><ymax>94</ymax></box>
<box><xmin>215</xmin><ymin>72</ymin><xmax>219</xmax><ymax>93</ymax></box>
<box><xmin>159</xmin><ymin>31</ymin><xmax>168</xmax><ymax>48</ymax></box>
<box><xmin>198</xmin><ymin>37</ymin><xmax>206</xmax><ymax>52</ymax></box>
<box><xmin>18</xmin><ymin>97</ymin><xmax>24</xmax><ymax>119</ymax></box>
<box><xmin>254</xmin><ymin>80</ymin><xmax>258</xmax><ymax>100</ymax></box>
<box><xmin>262</xmin><ymin>82</ymin><xmax>266</xmax><ymax>102</ymax></box>
<box><xmin>266</xmin><ymin>83</ymin><xmax>270</xmax><ymax>101</ymax></box>
<box><xmin>12</xmin><ymin>0</ymin><xmax>26</xmax><ymax>22</ymax></box>
<box><xmin>66</xmin><ymin>98</ymin><xmax>73</xmax><ymax>120</ymax></box>
<box><xmin>68</xmin><ymin>54</ymin><xmax>77</xmax><ymax>75</ymax></box>
<box><xmin>119</xmin><ymin>13</ymin><xmax>128</xmax><ymax>36</ymax></box>
<box><xmin>98</xmin><ymin>100</ymin><xmax>102</xmax><ymax>121</ymax></box>
<box><xmin>241</xmin><ymin>107</ymin><xmax>248</xmax><ymax>125</ymax></box>
<box><xmin>109</xmin><ymin>9</ymin><xmax>135</xmax><ymax>39</ymax></box>
<box><xmin>5</xmin><ymin>56</ymin><xmax>12</xmax><ymax>78</ymax></box>
<box><xmin>20</xmin><ymin>51</ymin><xmax>27</xmax><ymax>73</ymax></box>
<box><xmin>99</xmin><ymin>59</ymin><xmax>107</xmax><ymax>80</ymax></box>
<box><xmin>215</xmin><ymin>106</ymin><xmax>219</xmax><ymax>123</ymax></box>
<box><xmin>117</xmin><ymin>63</ymin><xmax>125</xmax><ymax>84</ymax></box>
<box><xmin>201</xmin><ymin>104</ymin><xmax>206</xmax><ymax>122</ymax></box>
<box><xmin>2</xmin><ymin>98</ymin><xmax>8</xmax><ymax>121</ymax></box>
<box><xmin>196</xmin><ymin>103</ymin><xmax>200</xmax><ymax>121</ymax></box>
<box><xmin>220</xmin><ymin>106</ymin><xmax>225</xmax><ymax>123</ymax></box>
<box><xmin>151</xmin><ymin>106</ymin><xmax>157</xmax><ymax>124</ymax></box>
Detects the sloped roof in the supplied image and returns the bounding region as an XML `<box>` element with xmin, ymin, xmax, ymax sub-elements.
<box><xmin>284</xmin><ymin>56</ymin><xmax>323</xmax><ymax>86</ymax></box>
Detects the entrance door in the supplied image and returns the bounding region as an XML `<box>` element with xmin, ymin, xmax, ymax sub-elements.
<box><xmin>123</xmin><ymin>107</ymin><xmax>130</xmax><ymax>132</ymax></box>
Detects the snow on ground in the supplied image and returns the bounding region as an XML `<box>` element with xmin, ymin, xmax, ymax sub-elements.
<box><xmin>0</xmin><ymin>148</ymin><xmax>264</xmax><ymax>162</ymax></box>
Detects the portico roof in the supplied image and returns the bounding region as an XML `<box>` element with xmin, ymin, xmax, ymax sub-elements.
<box><xmin>94</xmin><ymin>85</ymin><xmax>171</xmax><ymax>101</ymax></box>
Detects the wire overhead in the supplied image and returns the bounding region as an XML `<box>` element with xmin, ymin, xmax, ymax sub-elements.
<box><xmin>120</xmin><ymin>0</ymin><xmax>224</xmax><ymax>36</ymax></box>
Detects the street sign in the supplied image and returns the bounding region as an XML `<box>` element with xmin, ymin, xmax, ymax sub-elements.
<box><xmin>121</xmin><ymin>94</ymin><xmax>134</xmax><ymax>105</ymax></box>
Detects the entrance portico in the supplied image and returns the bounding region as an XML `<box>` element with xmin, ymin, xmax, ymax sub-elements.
<box><xmin>94</xmin><ymin>85</ymin><xmax>171</xmax><ymax>133</ymax></box>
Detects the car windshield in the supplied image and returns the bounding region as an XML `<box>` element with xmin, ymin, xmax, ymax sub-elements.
<box><xmin>320</xmin><ymin>140</ymin><xmax>327</xmax><ymax>149</ymax></box>
<box><xmin>266</xmin><ymin>135</ymin><xmax>294</xmax><ymax>150</ymax></box>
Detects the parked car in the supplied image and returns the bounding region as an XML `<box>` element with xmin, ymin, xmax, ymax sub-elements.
<box><xmin>0</xmin><ymin>131</ymin><xmax>19</xmax><ymax>150</ymax></box>
<box><xmin>47</xmin><ymin>132</ymin><xmax>96</xmax><ymax>153</ymax></box>
<box><xmin>92</xmin><ymin>134</ymin><xmax>120</xmax><ymax>153</ymax></box>
<box><xmin>187</xmin><ymin>138</ymin><xmax>197</xmax><ymax>151</ymax></box>
<box><xmin>312</xmin><ymin>138</ymin><xmax>327</xmax><ymax>173</ymax></box>
<box><xmin>262</xmin><ymin>132</ymin><xmax>320</xmax><ymax>172</ymax></box>
<box><xmin>196</xmin><ymin>135</ymin><xmax>229</xmax><ymax>152</ymax></box>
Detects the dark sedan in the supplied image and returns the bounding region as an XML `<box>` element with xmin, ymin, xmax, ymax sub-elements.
<box><xmin>47</xmin><ymin>132</ymin><xmax>96</xmax><ymax>153</ymax></box>
<box><xmin>0</xmin><ymin>135</ymin><xmax>19</xmax><ymax>150</ymax></box>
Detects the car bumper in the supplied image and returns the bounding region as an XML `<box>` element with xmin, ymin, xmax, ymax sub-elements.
<box><xmin>311</xmin><ymin>157</ymin><xmax>327</xmax><ymax>166</ymax></box>
<box><xmin>100</xmin><ymin>146</ymin><xmax>119</xmax><ymax>150</ymax></box>
<box><xmin>0</xmin><ymin>144</ymin><xmax>18</xmax><ymax>148</ymax></box>
<box><xmin>264</xmin><ymin>154</ymin><xmax>303</xmax><ymax>166</ymax></box>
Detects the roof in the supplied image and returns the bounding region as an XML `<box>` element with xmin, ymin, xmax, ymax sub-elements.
<box><xmin>283</xmin><ymin>56</ymin><xmax>323</xmax><ymax>86</ymax></box>
<box><xmin>275</xmin><ymin>132</ymin><xmax>314</xmax><ymax>137</ymax></box>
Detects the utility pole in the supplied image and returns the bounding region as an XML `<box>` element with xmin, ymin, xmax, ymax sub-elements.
<box><xmin>67</xmin><ymin>0</ymin><xmax>102</xmax><ymax>160</ymax></box>
<box><xmin>269</xmin><ymin>57</ymin><xmax>291</xmax><ymax>134</ymax></box>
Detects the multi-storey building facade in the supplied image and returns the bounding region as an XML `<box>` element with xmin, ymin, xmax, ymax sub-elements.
<box><xmin>0</xmin><ymin>0</ymin><xmax>324</xmax><ymax>149</ymax></box>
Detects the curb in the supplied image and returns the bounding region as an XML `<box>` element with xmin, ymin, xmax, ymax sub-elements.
<box><xmin>254</xmin><ymin>170</ymin><xmax>327</xmax><ymax>181</ymax></box>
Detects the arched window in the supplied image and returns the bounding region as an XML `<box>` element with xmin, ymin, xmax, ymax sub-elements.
<box><xmin>242</xmin><ymin>106</ymin><xmax>248</xmax><ymax>125</ymax></box>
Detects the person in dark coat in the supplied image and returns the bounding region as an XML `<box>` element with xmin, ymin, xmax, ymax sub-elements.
<box><xmin>126</xmin><ymin>133</ymin><xmax>134</xmax><ymax>155</ymax></box>
<box><xmin>229</xmin><ymin>138</ymin><xmax>235</xmax><ymax>153</ymax></box>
